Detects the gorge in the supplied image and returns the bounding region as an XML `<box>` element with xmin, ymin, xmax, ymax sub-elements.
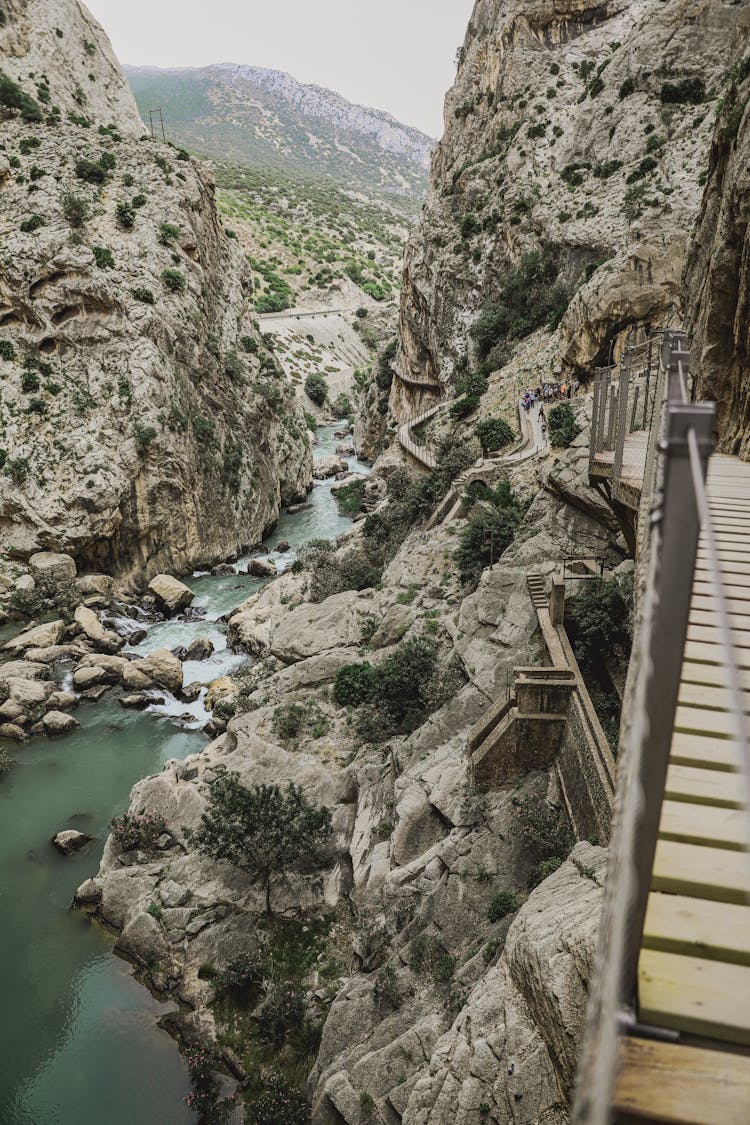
<box><xmin>1</xmin><ymin>0</ymin><xmax>749</xmax><ymax>1123</ymax></box>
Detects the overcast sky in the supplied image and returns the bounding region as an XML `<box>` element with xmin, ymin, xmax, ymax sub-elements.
<box><xmin>85</xmin><ymin>0</ymin><xmax>476</xmax><ymax>137</ymax></box>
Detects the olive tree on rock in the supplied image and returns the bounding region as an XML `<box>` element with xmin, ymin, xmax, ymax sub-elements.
<box><xmin>188</xmin><ymin>774</ymin><xmax>333</xmax><ymax>914</ymax></box>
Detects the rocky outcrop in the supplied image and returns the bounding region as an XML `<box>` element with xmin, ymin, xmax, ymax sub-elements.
<box><xmin>148</xmin><ymin>574</ymin><xmax>194</xmax><ymax>615</ymax></box>
<box><xmin>396</xmin><ymin>0</ymin><xmax>748</xmax><ymax>419</ymax></box>
<box><xmin>685</xmin><ymin>60</ymin><xmax>750</xmax><ymax>457</ymax></box>
<box><xmin>0</xmin><ymin>0</ymin><xmax>312</xmax><ymax>582</ymax></box>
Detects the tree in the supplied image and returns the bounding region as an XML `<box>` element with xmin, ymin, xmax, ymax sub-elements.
<box><xmin>188</xmin><ymin>775</ymin><xmax>332</xmax><ymax>914</ymax></box>
<box><xmin>475</xmin><ymin>416</ymin><xmax>514</xmax><ymax>453</ymax></box>
<box><xmin>548</xmin><ymin>403</ymin><xmax>580</xmax><ymax>447</ymax></box>
<box><xmin>304</xmin><ymin>372</ymin><xmax>328</xmax><ymax>406</ymax></box>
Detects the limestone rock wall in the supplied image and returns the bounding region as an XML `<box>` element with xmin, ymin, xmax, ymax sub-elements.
<box><xmin>395</xmin><ymin>0</ymin><xmax>749</xmax><ymax>415</ymax></box>
<box><xmin>0</xmin><ymin>1</ymin><xmax>312</xmax><ymax>580</ymax></box>
<box><xmin>685</xmin><ymin>64</ymin><xmax>750</xmax><ymax>458</ymax></box>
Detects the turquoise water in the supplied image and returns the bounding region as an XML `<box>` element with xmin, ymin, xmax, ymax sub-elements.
<box><xmin>0</xmin><ymin>427</ymin><xmax>366</xmax><ymax>1124</ymax></box>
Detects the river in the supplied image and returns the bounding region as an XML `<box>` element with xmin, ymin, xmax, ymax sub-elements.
<box><xmin>0</xmin><ymin>427</ymin><xmax>368</xmax><ymax>1125</ymax></box>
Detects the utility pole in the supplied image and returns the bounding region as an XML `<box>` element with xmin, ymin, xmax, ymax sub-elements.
<box><xmin>148</xmin><ymin>108</ymin><xmax>166</xmax><ymax>143</ymax></box>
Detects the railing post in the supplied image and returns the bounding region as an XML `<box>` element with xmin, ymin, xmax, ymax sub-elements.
<box><xmin>607</xmin><ymin>384</ymin><xmax>617</xmax><ymax>451</ymax></box>
<box><xmin>612</xmin><ymin>348</ymin><xmax>632</xmax><ymax>478</ymax></box>
<box><xmin>590</xmin><ymin>369</ymin><xmax>602</xmax><ymax>471</ymax></box>
<box><xmin>620</xmin><ymin>392</ymin><xmax>715</xmax><ymax>1014</ymax></box>
<box><xmin>630</xmin><ymin>386</ymin><xmax>640</xmax><ymax>433</ymax></box>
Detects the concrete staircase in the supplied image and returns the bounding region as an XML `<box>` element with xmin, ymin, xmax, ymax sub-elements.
<box><xmin>527</xmin><ymin>572</ymin><xmax>548</xmax><ymax>610</ymax></box>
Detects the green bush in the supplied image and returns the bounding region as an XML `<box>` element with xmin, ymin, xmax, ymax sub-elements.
<box><xmin>487</xmin><ymin>892</ymin><xmax>520</xmax><ymax>922</ymax></box>
<box><xmin>21</xmin><ymin>369</ymin><xmax>40</xmax><ymax>392</ymax></box>
<box><xmin>132</xmin><ymin>286</ymin><xmax>154</xmax><ymax>303</ymax></box>
<box><xmin>98</xmin><ymin>151</ymin><xmax>116</xmax><ymax>171</ymax></box>
<box><xmin>331</xmin><ymin>392</ymin><xmax>352</xmax><ymax>418</ymax></box>
<box><xmin>475</xmin><ymin>416</ymin><xmax>514</xmax><ymax>453</ymax></box>
<box><xmin>19</xmin><ymin>213</ymin><xmax>44</xmax><ymax>233</ymax></box>
<box><xmin>256</xmin><ymin>980</ymin><xmax>305</xmax><ymax>1046</ymax></box>
<box><xmin>134</xmin><ymin>422</ymin><xmax>157</xmax><ymax>451</ymax></box>
<box><xmin>547</xmin><ymin>403</ymin><xmax>580</xmax><ymax>447</ymax></box>
<box><xmin>161</xmin><ymin>267</ymin><xmax>185</xmax><ymax>292</ymax></box>
<box><xmin>61</xmin><ymin>192</ymin><xmax>90</xmax><ymax>227</ymax></box>
<box><xmin>240</xmin><ymin>334</ymin><xmax>258</xmax><ymax>354</ymax></box>
<box><xmin>272</xmin><ymin>703</ymin><xmax>305</xmax><ymax>741</ymax></box>
<box><xmin>334</xmin><ymin>478</ymin><xmax>365</xmax><ymax>517</ymax></box>
<box><xmin>455</xmin><ymin>480</ymin><xmax>522</xmax><ymax>582</ymax></box>
<box><xmin>567</xmin><ymin>576</ymin><xmax>632</xmax><ymax>674</ymax></box>
<box><xmin>248</xmin><ymin>1072</ymin><xmax>310</xmax><ymax>1125</ymax></box>
<box><xmin>376</xmin><ymin>338</ymin><xmax>397</xmax><ymax>391</ymax></box>
<box><xmin>333</xmin><ymin>662</ymin><xmax>376</xmax><ymax>706</ymax></box>
<box><xmin>0</xmin><ymin>70</ymin><xmax>43</xmax><ymax>122</ymax></box>
<box><xmin>0</xmin><ymin>340</ymin><xmax>16</xmax><ymax>361</ymax></box>
<box><xmin>93</xmin><ymin>246</ymin><xmax>114</xmax><ymax>269</ymax></box>
<box><xmin>660</xmin><ymin>77</ymin><xmax>705</xmax><ymax>104</ymax></box>
<box><xmin>618</xmin><ymin>77</ymin><xmax>636</xmax><ymax>99</ymax></box>
<box><xmin>224</xmin><ymin>350</ymin><xmax>245</xmax><ymax>383</ymax></box>
<box><xmin>626</xmin><ymin>156</ymin><xmax>658</xmax><ymax>184</ymax></box>
<box><xmin>158</xmin><ymin>220</ymin><xmax>179</xmax><ymax>244</ymax></box>
<box><xmin>461</xmin><ymin>212</ymin><xmax>481</xmax><ymax>239</ymax></box>
<box><xmin>471</xmin><ymin>247</ymin><xmax>570</xmax><ymax>360</ymax></box>
<box><xmin>304</xmin><ymin>372</ymin><xmax>328</xmax><ymax>406</ymax></box>
<box><xmin>75</xmin><ymin>158</ymin><xmax>107</xmax><ymax>184</ymax></box>
<box><xmin>115</xmin><ymin>201</ymin><xmax>136</xmax><ymax>229</ymax></box>
<box><xmin>514</xmin><ymin>795</ymin><xmax>573</xmax><ymax>887</ymax></box>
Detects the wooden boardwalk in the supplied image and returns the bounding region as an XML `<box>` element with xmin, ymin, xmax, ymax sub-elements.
<box><xmin>613</xmin><ymin>454</ymin><xmax>750</xmax><ymax>1122</ymax></box>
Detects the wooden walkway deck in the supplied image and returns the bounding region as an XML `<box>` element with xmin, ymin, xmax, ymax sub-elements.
<box><xmin>614</xmin><ymin>454</ymin><xmax>750</xmax><ymax>1122</ymax></box>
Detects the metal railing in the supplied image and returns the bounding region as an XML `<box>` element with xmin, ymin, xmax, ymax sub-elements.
<box><xmin>571</xmin><ymin>329</ymin><xmax>750</xmax><ymax>1122</ymax></box>
<box><xmin>589</xmin><ymin>332</ymin><xmax>665</xmax><ymax>485</ymax></box>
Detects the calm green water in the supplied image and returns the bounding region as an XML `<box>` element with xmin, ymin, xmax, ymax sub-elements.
<box><xmin>0</xmin><ymin>427</ymin><xmax>366</xmax><ymax>1124</ymax></box>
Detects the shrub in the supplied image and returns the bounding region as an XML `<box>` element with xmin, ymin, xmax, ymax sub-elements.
<box><xmin>132</xmin><ymin>286</ymin><xmax>154</xmax><ymax>303</ymax></box>
<box><xmin>304</xmin><ymin>372</ymin><xmax>328</xmax><ymax>406</ymax></box>
<box><xmin>61</xmin><ymin>192</ymin><xmax>90</xmax><ymax>227</ymax></box>
<box><xmin>75</xmin><ymin>158</ymin><xmax>107</xmax><ymax>184</ymax></box>
<box><xmin>248</xmin><ymin>1073</ymin><xmax>310</xmax><ymax>1125</ymax></box>
<box><xmin>187</xmin><ymin>775</ymin><xmax>332</xmax><ymax>914</ymax></box>
<box><xmin>27</xmin><ymin>396</ymin><xmax>46</xmax><ymax>415</ymax></box>
<box><xmin>567</xmin><ymin>576</ymin><xmax>632</xmax><ymax>674</ymax></box>
<box><xmin>98</xmin><ymin>151</ymin><xmax>116</xmax><ymax>171</ymax></box>
<box><xmin>618</xmin><ymin>77</ymin><xmax>636</xmax><ymax>99</ymax></box>
<box><xmin>240</xmin><ymin>334</ymin><xmax>258</xmax><ymax>354</ymax></box>
<box><xmin>334</xmin><ymin>478</ymin><xmax>365</xmax><ymax>517</ymax></box>
<box><xmin>626</xmin><ymin>156</ymin><xmax>658</xmax><ymax>183</ymax></box>
<box><xmin>273</xmin><ymin>703</ymin><xmax>305</xmax><ymax>741</ymax></box>
<box><xmin>223</xmin><ymin>350</ymin><xmax>245</xmax><ymax>383</ymax></box>
<box><xmin>134</xmin><ymin>423</ymin><xmax>157</xmax><ymax>451</ymax></box>
<box><xmin>5</xmin><ymin>456</ymin><xmax>30</xmax><ymax>484</ymax></box>
<box><xmin>471</xmin><ymin>247</ymin><xmax>570</xmax><ymax>360</ymax></box>
<box><xmin>460</xmin><ymin>212</ymin><xmax>481</xmax><ymax>239</ymax></box>
<box><xmin>487</xmin><ymin>892</ymin><xmax>521</xmax><ymax>922</ymax></box>
<box><xmin>0</xmin><ymin>340</ymin><xmax>16</xmax><ymax>361</ymax></box>
<box><xmin>21</xmin><ymin>369</ymin><xmax>40</xmax><ymax>392</ymax></box>
<box><xmin>0</xmin><ymin>70</ymin><xmax>43</xmax><ymax>122</ymax></box>
<box><xmin>212</xmin><ymin>952</ymin><xmax>263</xmax><ymax>996</ymax></box>
<box><xmin>373</xmin><ymin>963</ymin><xmax>402</xmax><ymax>1009</ymax></box>
<box><xmin>475</xmin><ymin>416</ymin><xmax>514</xmax><ymax>453</ymax></box>
<box><xmin>333</xmin><ymin>662</ymin><xmax>376</xmax><ymax>707</ymax></box>
<box><xmin>20</xmin><ymin>213</ymin><xmax>44</xmax><ymax>233</ymax></box>
<box><xmin>0</xmin><ymin>749</ymin><xmax>14</xmax><ymax>775</ymax></box>
<box><xmin>455</xmin><ymin>480</ymin><xmax>522</xmax><ymax>582</ymax></box>
<box><xmin>660</xmin><ymin>77</ymin><xmax>705</xmax><ymax>104</ymax></box>
<box><xmin>110</xmin><ymin>810</ymin><xmax>166</xmax><ymax>851</ymax></box>
<box><xmin>161</xmin><ymin>268</ymin><xmax>185</xmax><ymax>292</ymax></box>
<box><xmin>548</xmin><ymin>403</ymin><xmax>580</xmax><ymax>446</ymax></box>
<box><xmin>376</xmin><ymin>338</ymin><xmax>397</xmax><ymax>391</ymax></box>
<box><xmin>93</xmin><ymin>246</ymin><xmax>114</xmax><ymax>269</ymax></box>
<box><xmin>257</xmin><ymin>980</ymin><xmax>305</xmax><ymax>1046</ymax></box>
<box><xmin>514</xmin><ymin>795</ymin><xmax>573</xmax><ymax>886</ymax></box>
<box><xmin>158</xmin><ymin>220</ymin><xmax>180</xmax><ymax>244</ymax></box>
<box><xmin>115</xmin><ymin>201</ymin><xmax>136</xmax><ymax>229</ymax></box>
<box><xmin>331</xmin><ymin>392</ymin><xmax>352</xmax><ymax>418</ymax></box>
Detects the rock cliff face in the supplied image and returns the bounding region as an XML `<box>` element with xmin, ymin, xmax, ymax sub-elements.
<box><xmin>396</xmin><ymin>0</ymin><xmax>748</xmax><ymax>414</ymax></box>
<box><xmin>0</xmin><ymin>0</ymin><xmax>312</xmax><ymax>580</ymax></box>
<box><xmin>685</xmin><ymin>61</ymin><xmax>750</xmax><ymax>457</ymax></box>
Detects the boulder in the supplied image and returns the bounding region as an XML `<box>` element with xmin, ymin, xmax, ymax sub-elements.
<box><xmin>7</xmin><ymin>678</ymin><xmax>54</xmax><ymax>707</ymax></box>
<box><xmin>25</xmin><ymin>644</ymin><xmax>87</xmax><ymax>664</ymax></box>
<box><xmin>74</xmin><ymin>878</ymin><xmax>102</xmax><ymax>907</ymax></box>
<box><xmin>3</xmin><ymin>620</ymin><xmax>65</xmax><ymax>652</ymax></box>
<box><xmin>77</xmin><ymin>653</ymin><xmax>129</xmax><ymax>676</ymax></box>
<box><xmin>136</xmin><ymin>648</ymin><xmax>183</xmax><ymax>694</ymax></box>
<box><xmin>286</xmin><ymin>502</ymin><xmax>313</xmax><ymax>514</ymax></box>
<box><xmin>79</xmin><ymin>685</ymin><xmax>109</xmax><ymax>702</ymax></box>
<box><xmin>0</xmin><ymin>700</ymin><xmax>28</xmax><ymax>724</ymax></box>
<box><xmin>275</xmin><ymin>540</ymin><xmax>290</xmax><ymax>552</ymax></box>
<box><xmin>0</xmin><ymin>660</ymin><xmax>49</xmax><ymax>681</ymax></box>
<box><xmin>181</xmin><ymin>682</ymin><xmax>203</xmax><ymax>703</ymax></box>
<box><xmin>76</xmin><ymin>573</ymin><xmax>115</xmax><ymax>596</ymax></box>
<box><xmin>314</xmin><ymin>454</ymin><xmax>348</xmax><ymax>479</ymax></box>
<box><xmin>29</xmin><ymin>552</ymin><xmax>77</xmax><ymax>582</ymax></box>
<box><xmin>184</xmin><ymin>638</ymin><xmax>214</xmax><ymax>662</ymax></box>
<box><xmin>205</xmin><ymin>676</ymin><xmax>235</xmax><ymax>711</ymax></box>
<box><xmin>51</xmin><ymin>829</ymin><xmax>92</xmax><ymax>855</ymax></box>
<box><xmin>121</xmin><ymin>664</ymin><xmax>152</xmax><ymax>692</ymax></box>
<box><xmin>248</xmin><ymin>558</ymin><xmax>277</xmax><ymax>578</ymax></box>
<box><xmin>148</xmin><ymin>574</ymin><xmax>194</xmax><ymax>615</ymax></box>
<box><xmin>370</xmin><ymin>603</ymin><xmax>415</xmax><ymax>648</ymax></box>
<box><xmin>74</xmin><ymin>606</ymin><xmax>124</xmax><ymax>654</ymax></box>
<box><xmin>14</xmin><ymin>574</ymin><xmax>35</xmax><ymax>593</ymax></box>
<box><xmin>47</xmin><ymin>691</ymin><xmax>78</xmax><ymax>711</ymax></box>
<box><xmin>43</xmin><ymin>711</ymin><xmax>80</xmax><ymax>735</ymax></box>
<box><xmin>119</xmin><ymin>694</ymin><xmax>154</xmax><ymax>709</ymax></box>
<box><xmin>0</xmin><ymin>723</ymin><xmax>28</xmax><ymax>742</ymax></box>
<box><xmin>72</xmin><ymin>666</ymin><xmax>109</xmax><ymax>690</ymax></box>
<box><xmin>211</xmin><ymin>563</ymin><xmax>236</xmax><ymax>576</ymax></box>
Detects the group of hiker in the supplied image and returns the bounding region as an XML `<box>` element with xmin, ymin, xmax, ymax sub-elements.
<box><xmin>520</xmin><ymin>379</ymin><xmax>580</xmax><ymax>413</ymax></box>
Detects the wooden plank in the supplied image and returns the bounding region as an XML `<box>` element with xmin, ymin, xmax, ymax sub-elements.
<box><xmin>670</xmin><ymin>730</ymin><xmax>742</xmax><ymax>770</ymax></box>
<box><xmin>638</xmin><ymin>948</ymin><xmax>750</xmax><ymax>1045</ymax></box>
<box><xmin>665</xmin><ymin>762</ymin><xmax>743</xmax><ymax>808</ymax></box>
<box><xmin>613</xmin><ymin>1035</ymin><xmax>750</xmax><ymax>1125</ymax></box>
<box><xmin>674</xmin><ymin>704</ymin><xmax>748</xmax><ymax>739</ymax></box>
<box><xmin>659</xmin><ymin>799</ymin><xmax>749</xmax><ymax>850</ymax></box>
<box><xmin>684</xmin><ymin>641</ymin><xmax>750</xmax><ymax>670</ymax></box>
<box><xmin>681</xmin><ymin>659</ymin><xmax>750</xmax><ymax>691</ymax></box>
<box><xmin>695</xmin><ymin>571</ymin><xmax>750</xmax><ymax>591</ymax></box>
<box><xmin>643</xmin><ymin>891</ymin><xmax>750</xmax><ymax>964</ymax></box>
<box><xmin>689</xmin><ymin>608</ymin><xmax>750</xmax><ymax>630</ymax></box>
<box><xmin>686</xmin><ymin>623</ymin><xmax>750</xmax><ymax>649</ymax></box>
<box><xmin>652</xmin><ymin>839</ymin><xmax>750</xmax><ymax>904</ymax></box>
<box><xmin>693</xmin><ymin>592</ymin><xmax>750</xmax><ymax>613</ymax></box>
<box><xmin>679</xmin><ymin>679</ymin><xmax>750</xmax><ymax>707</ymax></box>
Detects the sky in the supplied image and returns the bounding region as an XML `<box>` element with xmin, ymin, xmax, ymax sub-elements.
<box><xmin>85</xmin><ymin>0</ymin><xmax>476</xmax><ymax>137</ymax></box>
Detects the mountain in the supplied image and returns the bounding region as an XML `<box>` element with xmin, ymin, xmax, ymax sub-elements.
<box><xmin>124</xmin><ymin>64</ymin><xmax>434</xmax><ymax>197</ymax></box>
